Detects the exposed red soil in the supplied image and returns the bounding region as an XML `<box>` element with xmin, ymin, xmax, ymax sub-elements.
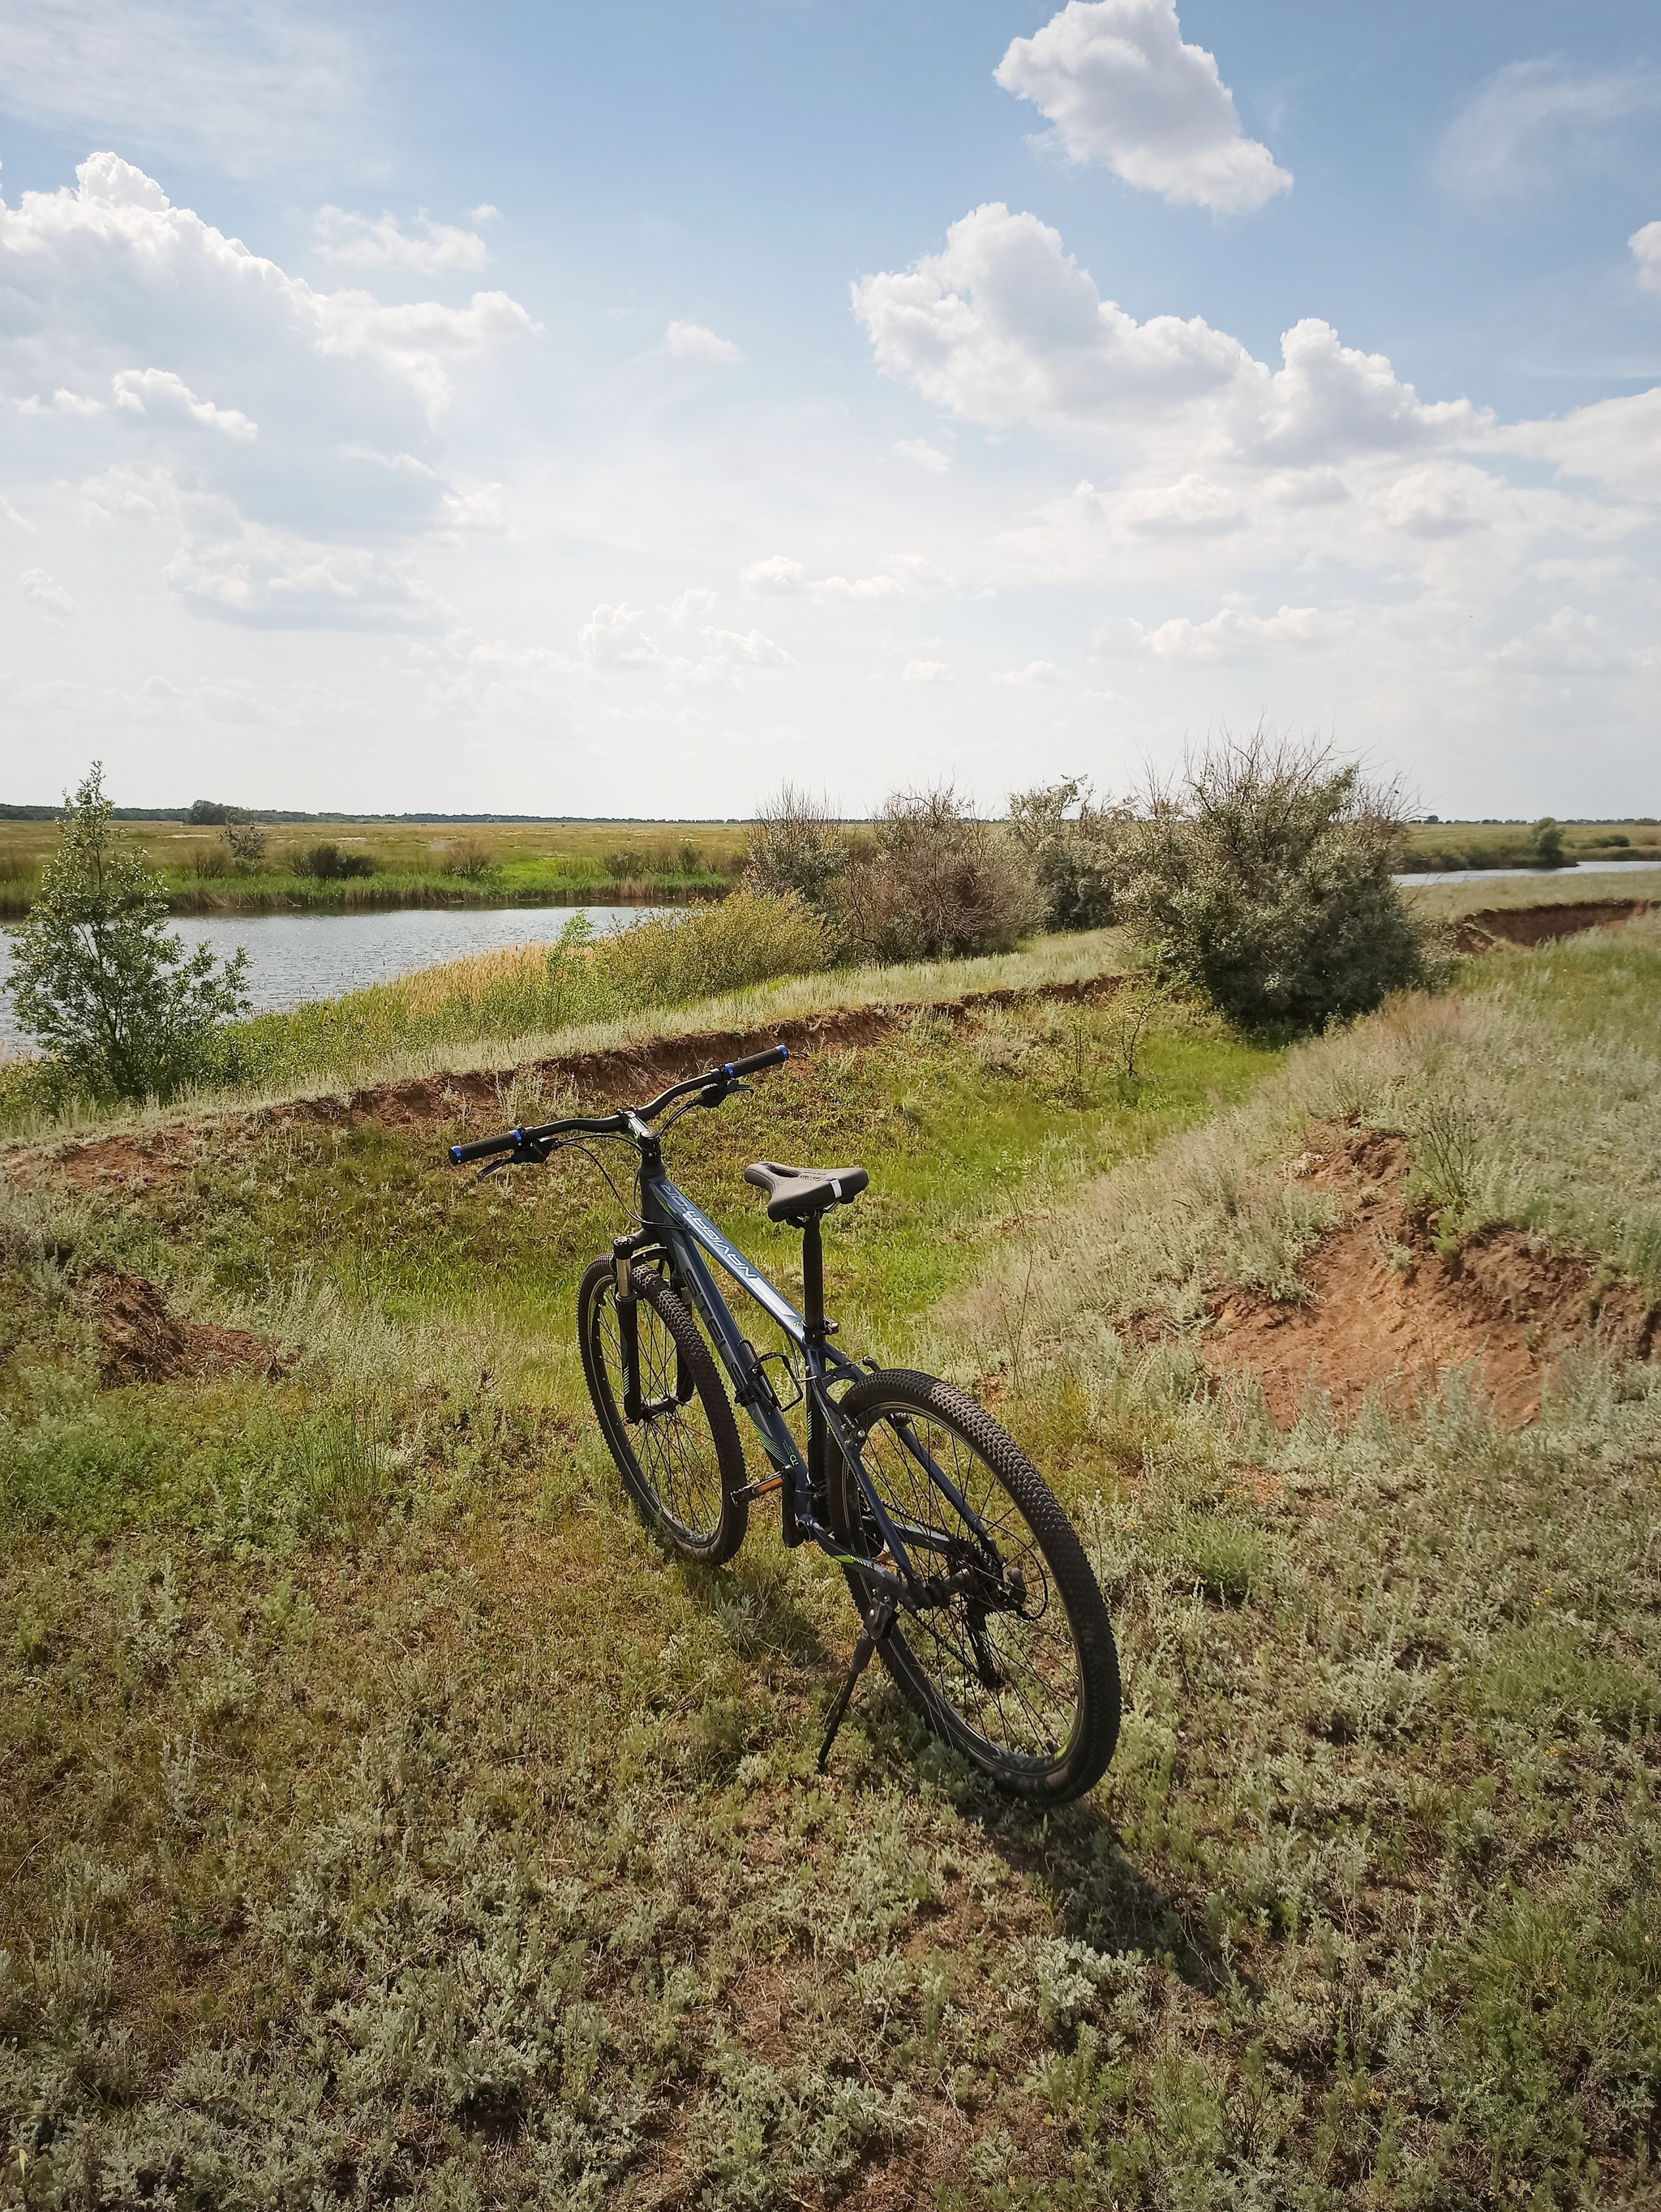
<box><xmin>3</xmin><ymin>974</ymin><xmax>1127</xmax><ymax>1198</ymax></box>
<box><xmin>78</xmin><ymin>1264</ymin><xmax>289</xmax><ymax>1386</ymax></box>
<box><xmin>1202</xmin><ymin>1126</ymin><xmax>1656</xmax><ymax>1429</ymax></box>
<box><xmin>1451</xmin><ymin>899</ymin><xmax>1651</xmax><ymax>953</ymax></box>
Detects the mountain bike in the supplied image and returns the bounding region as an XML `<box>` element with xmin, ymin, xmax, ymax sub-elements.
<box><xmin>450</xmin><ymin>1045</ymin><xmax>1120</xmax><ymax>1803</ymax></box>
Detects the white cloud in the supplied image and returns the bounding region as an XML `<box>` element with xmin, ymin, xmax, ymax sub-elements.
<box><xmin>740</xmin><ymin>551</ymin><xmax>951</xmax><ymax>603</ymax></box>
<box><xmin>890</xmin><ymin>438</ymin><xmax>951</xmax><ymax>473</ymax></box>
<box><xmin>314</xmin><ymin>208</ymin><xmax>491</xmax><ymax>275</ymax></box>
<box><xmin>1632</xmin><ymin>222</ymin><xmax>1661</xmax><ymax>295</ymax></box>
<box><xmin>113</xmin><ymin>367</ymin><xmax>257</xmax><ymax>439</ymax></box>
<box><xmin>1435</xmin><ymin>62</ymin><xmax>1661</xmax><ymax>201</ymax></box>
<box><xmin>994</xmin><ymin>0</ymin><xmax>1290</xmax><ymax>213</ymax></box>
<box><xmin>991</xmin><ymin>659</ymin><xmax>1062</xmax><ymax>685</ymax></box>
<box><xmin>0</xmin><ymin>0</ymin><xmax>364</xmax><ymax>177</ymax></box>
<box><xmin>163</xmin><ymin>528</ymin><xmax>437</xmax><ymax>629</ymax></box>
<box><xmin>1495</xmin><ymin>607</ymin><xmax>1638</xmax><ymax>675</ymax></box>
<box><xmin>1115</xmin><ymin>472</ymin><xmax>1243</xmax><ymax>534</ymax></box>
<box><xmin>1136</xmin><ymin>604</ymin><xmax>1334</xmax><ymax>662</ymax></box>
<box><xmin>902</xmin><ymin>659</ymin><xmax>953</xmax><ymax>684</ymax></box>
<box><xmin>853</xmin><ymin>204</ymin><xmax>1487</xmax><ymax>463</ymax></box>
<box><xmin>665</xmin><ymin>320</ymin><xmax>742</xmax><ymax>364</ymax></box>
<box><xmin>577</xmin><ymin>602</ymin><xmax>789</xmax><ymax>687</ymax></box>
<box><xmin>19</xmin><ymin>567</ymin><xmax>83</xmax><ymax>619</ymax></box>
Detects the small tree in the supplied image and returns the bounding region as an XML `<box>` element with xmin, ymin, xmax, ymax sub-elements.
<box><xmin>1007</xmin><ymin>774</ymin><xmax>1133</xmax><ymax>929</ymax></box>
<box><xmin>1528</xmin><ymin>817</ymin><xmax>1566</xmax><ymax>868</ymax></box>
<box><xmin>1120</xmin><ymin>734</ymin><xmax>1429</xmax><ymax>1030</ymax></box>
<box><xmin>6</xmin><ymin>764</ymin><xmax>250</xmax><ymax>1102</ymax></box>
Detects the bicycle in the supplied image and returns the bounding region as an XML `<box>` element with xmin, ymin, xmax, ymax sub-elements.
<box><xmin>450</xmin><ymin>1044</ymin><xmax>1121</xmax><ymax>1803</ymax></box>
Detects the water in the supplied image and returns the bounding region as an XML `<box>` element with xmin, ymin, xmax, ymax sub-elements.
<box><xmin>0</xmin><ymin>903</ymin><xmax>643</xmax><ymax>1057</ymax></box>
<box><xmin>1395</xmin><ymin>860</ymin><xmax>1661</xmax><ymax>886</ymax></box>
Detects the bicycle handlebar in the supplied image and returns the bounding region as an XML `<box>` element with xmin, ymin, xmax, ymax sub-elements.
<box><xmin>447</xmin><ymin>1042</ymin><xmax>789</xmax><ymax>1166</ymax></box>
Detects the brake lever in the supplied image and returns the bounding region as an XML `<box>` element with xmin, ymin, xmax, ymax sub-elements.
<box><xmin>475</xmin><ymin>1137</ymin><xmax>554</xmax><ymax>1181</ymax></box>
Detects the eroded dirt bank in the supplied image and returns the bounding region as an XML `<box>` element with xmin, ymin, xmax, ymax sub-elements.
<box><xmin>1450</xmin><ymin>898</ymin><xmax>1652</xmax><ymax>953</ymax></box>
<box><xmin>1203</xmin><ymin>1124</ymin><xmax>1657</xmax><ymax>1428</ymax></box>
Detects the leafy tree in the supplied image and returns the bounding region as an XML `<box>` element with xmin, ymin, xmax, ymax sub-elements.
<box><xmin>1529</xmin><ymin>817</ymin><xmax>1567</xmax><ymax>868</ymax></box>
<box><xmin>6</xmin><ymin>764</ymin><xmax>250</xmax><ymax>1102</ymax></box>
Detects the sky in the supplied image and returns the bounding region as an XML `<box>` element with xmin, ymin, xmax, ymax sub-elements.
<box><xmin>1</xmin><ymin>0</ymin><xmax>1658</xmax><ymax>820</ymax></box>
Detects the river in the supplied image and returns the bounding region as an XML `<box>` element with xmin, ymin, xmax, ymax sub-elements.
<box><xmin>0</xmin><ymin>903</ymin><xmax>643</xmax><ymax>1057</ymax></box>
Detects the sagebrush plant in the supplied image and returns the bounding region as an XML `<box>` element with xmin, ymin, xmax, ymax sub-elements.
<box><xmin>4</xmin><ymin>763</ymin><xmax>250</xmax><ymax>1104</ymax></box>
<box><xmin>832</xmin><ymin>784</ymin><xmax>1044</xmax><ymax>962</ymax></box>
<box><xmin>1120</xmin><ymin>733</ymin><xmax>1433</xmax><ymax>1031</ymax></box>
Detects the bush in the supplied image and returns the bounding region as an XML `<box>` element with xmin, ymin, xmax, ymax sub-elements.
<box><xmin>295</xmin><ymin>842</ymin><xmax>376</xmax><ymax>881</ymax></box>
<box><xmin>833</xmin><ymin>786</ymin><xmax>1043</xmax><ymax>962</ymax></box>
<box><xmin>1529</xmin><ymin>817</ymin><xmax>1567</xmax><ymax>868</ymax></box>
<box><xmin>583</xmin><ymin>889</ymin><xmax>834</xmax><ymax>1013</ymax></box>
<box><xmin>5</xmin><ymin>763</ymin><xmax>250</xmax><ymax>1102</ymax></box>
<box><xmin>436</xmin><ymin>838</ymin><xmax>497</xmax><ymax>882</ymax></box>
<box><xmin>1118</xmin><ymin>735</ymin><xmax>1430</xmax><ymax>1031</ymax></box>
<box><xmin>1007</xmin><ymin>776</ymin><xmax>1131</xmax><ymax>930</ymax></box>
<box><xmin>744</xmin><ymin>787</ymin><xmax>849</xmax><ymax>914</ymax></box>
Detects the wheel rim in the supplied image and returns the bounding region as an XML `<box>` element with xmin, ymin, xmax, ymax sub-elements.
<box><xmin>850</xmin><ymin>1406</ymin><xmax>1084</xmax><ymax>1768</ymax></box>
<box><xmin>591</xmin><ymin>1284</ymin><xmax>728</xmax><ymax>1545</ymax></box>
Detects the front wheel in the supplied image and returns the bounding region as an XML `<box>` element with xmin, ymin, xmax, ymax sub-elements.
<box><xmin>578</xmin><ymin>1258</ymin><xmax>749</xmax><ymax>1565</ymax></box>
<box><xmin>828</xmin><ymin>1370</ymin><xmax>1120</xmax><ymax>1803</ymax></box>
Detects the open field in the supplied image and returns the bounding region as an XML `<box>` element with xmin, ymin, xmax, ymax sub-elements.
<box><xmin>1399</xmin><ymin>820</ymin><xmax>1661</xmax><ymax>872</ymax></box>
<box><xmin>0</xmin><ymin>820</ymin><xmax>750</xmax><ymax>918</ymax></box>
<box><xmin>2</xmin><ymin>908</ymin><xmax>1659</xmax><ymax>2206</ymax></box>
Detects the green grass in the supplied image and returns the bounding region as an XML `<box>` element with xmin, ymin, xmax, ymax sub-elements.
<box><xmin>2</xmin><ymin>924</ymin><xmax>1659</xmax><ymax>2207</ymax></box>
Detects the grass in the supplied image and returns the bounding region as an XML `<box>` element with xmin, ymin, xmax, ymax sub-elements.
<box><xmin>0</xmin><ymin>818</ymin><xmax>751</xmax><ymax>917</ymax></box>
<box><xmin>2</xmin><ymin>915</ymin><xmax>1659</xmax><ymax>2206</ymax></box>
<box><xmin>1400</xmin><ymin>820</ymin><xmax>1661</xmax><ymax>873</ymax></box>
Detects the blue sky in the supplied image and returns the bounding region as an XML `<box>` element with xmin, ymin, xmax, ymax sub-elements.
<box><xmin>2</xmin><ymin>0</ymin><xmax>1658</xmax><ymax>817</ymax></box>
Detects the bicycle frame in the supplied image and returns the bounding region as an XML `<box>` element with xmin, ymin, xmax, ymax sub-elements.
<box><xmin>617</xmin><ymin>1137</ymin><xmax>992</xmax><ymax>1610</ymax></box>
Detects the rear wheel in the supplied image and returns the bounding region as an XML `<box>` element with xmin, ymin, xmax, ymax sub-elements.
<box><xmin>828</xmin><ymin>1369</ymin><xmax>1119</xmax><ymax>1803</ymax></box>
<box><xmin>578</xmin><ymin>1258</ymin><xmax>748</xmax><ymax>1564</ymax></box>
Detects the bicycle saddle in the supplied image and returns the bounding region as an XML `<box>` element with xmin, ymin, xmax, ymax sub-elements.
<box><xmin>744</xmin><ymin>1160</ymin><xmax>869</xmax><ymax>1224</ymax></box>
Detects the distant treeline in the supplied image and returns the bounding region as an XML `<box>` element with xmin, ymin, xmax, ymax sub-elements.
<box><xmin>0</xmin><ymin>803</ymin><xmax>749</xmax><ymax>824</ymax></box>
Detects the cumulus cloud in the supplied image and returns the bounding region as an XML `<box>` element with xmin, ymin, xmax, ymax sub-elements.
<box><xmin>113</xmin><ymin>367</ymin><xmax>257</xmax><ymax>438</ymax></box>
<box><xmin>1435</xmin><ymin>62</ymin><xmax>1661</xmax><ymax>201</ymax></box>
<box><xmin>1632</xmin><ymin>222</ymin><xmax>1661</xmax><ymax>295</ymax></box>
<box><xmin>890</xmin><ymin>438</ymin><xmax>951</xmax><ymax>472</ymax></box>
<box><xmin>991</xmin><ymin>660</ymin><xmax>1062</xmax><ymax>684</ymax></box>
<box><xmin>577</xmin><ymin>602</ymin><xmax>789</xmax><ymax>687</ymax></box>
<box><xmin>314</xmin><ymin>207</ymin><xmax>491</xmax><ymax>274</ymax></box>
<box><xmin>994</xmin><ymin>0</ymin><xmax>1290</xmax><ymax>213</ymax></box>
<box><xmin>1135</xmin><ymin>604</ymin><xmax>1333</xmax><ymax>662</ymax></box>
<box><xmin>0</xmin><ymin>0</ymin><xmax>364</xmax><ymax>177</ymax></box>
<box><xmin>902</xmin><ymin>659</ymin><xmax>953</xmax><ymax>684</ymax></box>
<box><xmin>19</xmin><ymin>567</ymin><xmax>83</xmax><ymax>619</ymax></box>
<box><xmin>0</xmin><ymin>154</ymin><xmax>542</xmax><ymax>632</ymax></box>
<box><xmin>665</xmin><ymin>320</ymin><xmax>742</xmax><ymax>364</ymax></box>
<box><xmin>853</xmin><ymin>203</ymin><xmax>1487</xmax><ymax>463</ymax></box>
<box><xmin>740</xmin><ymin>551</ymin><xmax>951</xmax><ymax>603</ymax></box>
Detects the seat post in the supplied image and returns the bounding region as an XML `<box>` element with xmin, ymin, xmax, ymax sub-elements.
<box><xmin>800</xmin><ymin>1211</ymin><xmax>826</xmax><ymax>1343</ymax></box>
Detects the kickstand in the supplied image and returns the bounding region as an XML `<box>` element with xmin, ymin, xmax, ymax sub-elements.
<box><xmin>817</xmin><ymin>1600</ymin><xmax>897</xmax><ymax>1773</ymax></box>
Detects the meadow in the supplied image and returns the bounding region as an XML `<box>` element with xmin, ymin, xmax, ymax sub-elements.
<box><xmin>0</xmin><ymin>820</ymin><xmax>751</xmax><ymax>918</ymax></box>
<box><xmin>1</xmin><ymin>902</ymin><xmax>1658</xmax><ymax>2207</ymax></box>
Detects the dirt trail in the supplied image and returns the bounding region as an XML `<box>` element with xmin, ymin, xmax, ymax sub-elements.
<box><xmin>3</xmin><ymin>974</ymin><xmax>1126</xmax><ymax>1197</ymax></box>
<box><xmin>1451</xmin><ymin>898</ymin><xmax>1652</xmax><ymax>953</ymax></box>
<box><xmin>1203</xmin><ymin>1126</ymin><xmax>1656</xmax><ymax>1428</ymax></box>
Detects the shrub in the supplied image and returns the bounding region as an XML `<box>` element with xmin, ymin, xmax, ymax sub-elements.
<box><xmin>1007</xmin><ymin>775</ymin><xmax>1132</xmax><ymax>930</ymax></box>
<box><xmin>744</xmin><ymin>787</ymin><xmax>849</xmax><ymax>915</ymax></box>
<box><xmin>584</xmin><ymin>889</ymin><xmax>834</xmax><ymax>1013</ymax></box>
<box><xmin>1118</xmin><ymin>735</ymin><xmax>1430</xmax><ymax>1031</ymax></box>
<box><xmin>832</xmin><ymin>786</ymin><xmax>1043</xmax><ymax>962</ymax></box>
<box><xmin>1529</xmin><ymin>817</ymin><xmax>1567</xmax><ymax>868</ymax></box>
<box><xmin>295</xmin><ymin>842</ymin><xmax>376</xmax><ymax>881</ymax></box>
<box><xmin>436</xmin><ymin>838</ymin><xmax>497</xmax><ymax>881</ymax></box>
<box><xmin>5</xmin><ymin>763</ymin><xmax>250</xmax><ymax>1102</ymax></box>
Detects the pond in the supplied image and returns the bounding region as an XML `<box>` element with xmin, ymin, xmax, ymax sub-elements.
<box><xmin>0</xmin><ymin>903</ymin><xmax>644</xmax><ymax>1057</ymax></box>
